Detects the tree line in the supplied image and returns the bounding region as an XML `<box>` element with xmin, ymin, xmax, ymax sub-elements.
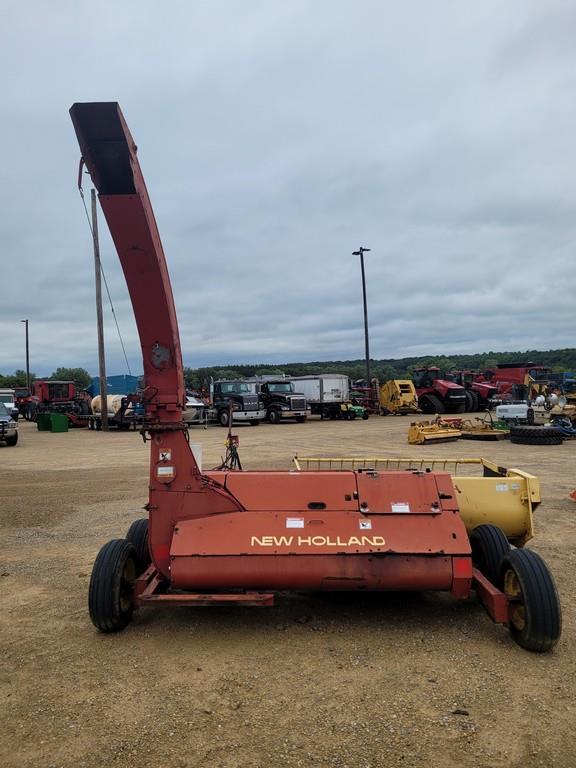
<box><xmin>3</xmin><ymin>348</ymin><xmax>576</xmax><ymax>392</ymax></box>
<box><xmin>182</xmin><ymin>348</ymin><xmax>576</xmax><ymax>389</ymax></box>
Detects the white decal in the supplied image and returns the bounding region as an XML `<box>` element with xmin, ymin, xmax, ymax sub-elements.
<box><xmin>157</xmin><ymin>466</ymin><xmax>174</xmax><ymax>477</ymax></box>
<box><xmin>160</xmin><ymin>450</ymin><xmax>171</xmax><ymax>461</ymax></box>
<box><xmin>391</xmin><ymin>502</ymin><xmax>410</xmax><ymax>513</ymax></box>
<box><xmin>495</xmin><ymin>483</ymin><xmax>509</xmax><ymax>492</ymax></box>
<box><xmin>359</xmin><ymin>520</ymin><xmax>372</xmax><ymax>530</ymax></box>
<box><xmin>286</xmin><ymin>518</ymin><xmax>305</xmax><ymax>528</ymax></box>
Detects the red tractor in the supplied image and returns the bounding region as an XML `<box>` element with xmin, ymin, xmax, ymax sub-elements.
<box><xmin>447</xmin><ymin>371</ymin><xmax>499</xmax><ymax>412</ymax></box>
<box><xmin>412</xmin><ymin>367</ymin><xmax>467</xmax><ymax>414</ymax></box>
<box><xmin>19</xmin><ymin>380</ymin><xmax>91</xmax><ymax>422</ymax></box>
<box><xmin>478</xmin><ymin>363</ymin><xmax>552</xmax><ymax>402</ymax></box>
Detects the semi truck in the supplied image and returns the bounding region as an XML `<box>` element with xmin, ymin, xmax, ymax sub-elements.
<box><xmin>246</xmin><ymin>378</ymin><xmax>308</xmax><ymax>423</ymax></box>
<box><xmin>289</xmin><ymin>374</ymin><xmax>352</xmax><ymax>419</ymax></box>
<box><xmin>212</xmin><ymin>380</ymin><xmax>266</xmax><ymax>426</ymax></box>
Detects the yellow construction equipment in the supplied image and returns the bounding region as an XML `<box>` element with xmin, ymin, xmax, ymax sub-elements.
<box><xmin>407</xmin><ymin>418</ymin><xmax>461</xmax><ymax>444</ymax></box>
<box><xmin>292</xmin><ymin>456</ymin><xmax>539</xmax><ymax>546</ymax></box>
<box><xmin>379</xmin><ymin>379</ymin><xmax>420</xmax><ymax>415</ymax></box>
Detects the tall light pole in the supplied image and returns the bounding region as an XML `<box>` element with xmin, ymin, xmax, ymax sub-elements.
<box><xmin>20</xmin><ymin>319</ymin><xmax>30</xmax><ymax>391</ymax></box>
<box><xmin>352</xmin><ymin>247</ymin><xmax>371</xmax><ymax>387</ymax></box>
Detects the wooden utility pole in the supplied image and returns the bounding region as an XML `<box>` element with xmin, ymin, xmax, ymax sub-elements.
<box><xmin>91</xmin><ymin>189</ymin><xmax>108</xmax><ymax>431</ymax></box>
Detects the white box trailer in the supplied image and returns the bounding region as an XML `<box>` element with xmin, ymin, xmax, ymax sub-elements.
<box><xmin>289</xmin><ymin>374</ymin><xmax>349</xmax><ymax>419</ymax></box>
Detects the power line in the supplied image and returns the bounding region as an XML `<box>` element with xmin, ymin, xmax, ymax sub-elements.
<box><xmin>78</xmin><ymin>185</ymin><xmax>133</xmax><ymax>375</ymax></box>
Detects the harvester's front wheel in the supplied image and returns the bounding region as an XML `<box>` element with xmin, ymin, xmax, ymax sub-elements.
<box><xmin>501</xmin><ymin>549</ymin><xmax>561</xmax><ymax>653</ymax></box>
<box><xmin>88</xmin><ymin>539</ymin><xmax>137</xmax><ymax>633</ymax></box>
<box><xmin>126</xmin><ymin>518</ymin><xmax>151</xmax><ymax>573</ymax></box>
<box><xmin>470</xmin><ymin>524</ymin><xmax>510</xmax><ymax>587</ymax></box>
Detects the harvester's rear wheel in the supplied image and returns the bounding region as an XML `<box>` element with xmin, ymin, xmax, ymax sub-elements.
<box><xmin>470</xmin><ymin>524</ymin><xmax>510</xmax><ymax>587</ymax></box>
<box><xmin>470</xmin><ymin>391</ymin><xmax>480</xmax><ymax>411</ymax></box>
<box><xmin>126</xmin><ymin>518</ymin><xmax>151</xmax><ymax>573</ymax></box>
<box><xmin>419</xmin><ymin>394</ymin><xmax>445</xmax><ymax>414</ymax></box>
<box><xmin>501</xmin><ymin>549</ymin><xmax>561</xmax><ymax>652</ymax></box>
<box><xmin>89</xmin><ymin>539</ymin><xmax>137</xmax><ymax>633</ymax></box>
<box><xmin>464</xmin><ymin>391</ymin><xmax>475</xmax><ymax>412</ymax></box>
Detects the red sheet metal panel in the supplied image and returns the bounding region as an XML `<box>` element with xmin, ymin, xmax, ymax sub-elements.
<box><xmin>170</xmin><ymin>553</ymin><xmax>455</xmax><ymax>591</ymax></box>
<box><xmin>355</xmin><ymin>471</ymin><xmax>458</xmax><ymax>514</ymax></box>
<box><xmin>220</xmin><ymin>471</ymin><xmax>359</xmax><ymax>511</ymax></box>
<box><xmin>170</xmin><ymin>508</ymin><xmax>470</xmax><ymax>557</ymax></box>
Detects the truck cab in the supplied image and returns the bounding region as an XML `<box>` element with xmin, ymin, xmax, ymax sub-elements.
<box><xmin>0</xmin><ymin>389</ymin><xmax>19</xmax><ymax>421</ymax></box>
<box><xmin>212</xmin><ymin>380</ymin><xmax>266</xmax><ymax>427</ymax></box>
<box><xmin>255</xmin><ymin>380</ymin><xmax>308</xmax><ymax>424</ymax></box>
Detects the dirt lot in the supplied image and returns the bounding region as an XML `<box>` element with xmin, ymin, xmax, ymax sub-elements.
<box><xmin>1</xmin><ymin>416</ymin><xmax>574</xmax><ymax>768</ymax></box>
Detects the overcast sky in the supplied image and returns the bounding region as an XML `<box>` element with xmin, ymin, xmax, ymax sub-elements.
<box><xmin>1</xmin><ymin>1</ymin><xmax>575</xmax><ymax>377</ymax></box>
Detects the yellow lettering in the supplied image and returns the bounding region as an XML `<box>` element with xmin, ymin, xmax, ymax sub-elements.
<box><xmin>251</xmin><ymin>536</ymin><xmax>264</xmax><ymax>546</ymax></box>
<box><xmin>298</xmin><ymin>536</ymin><xmax>312</xmax><ymax>545</ymax></box>
<box><xmin>274</xmin><ymin>536</ymin><xmax>293</xmax><ymax>546</ymax></box>
<box><xmin>312</xmin><ymin>536</ymin><xmax>326</xmax><ymax>546</ymax></box>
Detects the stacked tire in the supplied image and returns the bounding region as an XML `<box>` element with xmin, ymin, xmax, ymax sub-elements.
<box><xmin>509</xmin><ymin>425</ymin><xmax>563</xmax><ymax>446</ymax></box>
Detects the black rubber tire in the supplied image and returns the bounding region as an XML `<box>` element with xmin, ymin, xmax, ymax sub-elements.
<box><xmin>469</xmin><ymin>391</ymin><xmax>480</xmax><ymax>411</ymax></box>
<box><xmin>470</xmin><ymin>524</ymin><xmax>511</xmax><ymax>587</ymax></box>
<box><xmin>452</xmin><ymin>402</ymin><xmax>467</xmax><ymax>414</ymax></box>
<box><xmin>268</xmin><ymin>409</ymin><xmax>281</xmax><ymax>424</ymax></box>
<box><xmin>218</xmin><ymin>410</ymin><xmax>230</xmax><ymax>427</ymax></box>
<box><xmin>510</xmin><ymin>426</ymin><xmax>562</xmax><ymax>439</ymax></box>
<box><xmin>126</xmin><ymin>518</ymin><xmax>151</xmax><ymax>572</ymax></box>
<box><xmin>5</xmin><ymin>433</ymin><xmax>18</xmax><ymax>446</ymax></box>
<box><xmin>88</xmin><ymin>539</ymin><xmax>137</xmax><ymax>633</ymax></box>
<box><xmin>464</xmin><ymin>391</ymin><xmax>475</xmax><ymax>412</ymax></box>
<box><xmin>419</xmin><ymin>394</ymin><xmax>445</xmax><ymax>414</ymax></box>
<box><xmin>501</xmin><ymin>549</ymin><xmax>562</xmax><ymax>653</ymax></box>
<box><xmin>510</xmin><ymin>434</ymin><xmax>563</xmax><ymax>446</ymax></box>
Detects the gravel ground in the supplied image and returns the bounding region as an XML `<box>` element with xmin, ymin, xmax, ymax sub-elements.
<box><xmin>1</xmin><ymin>416</ymin><xmax>574</xmax><ymax>768</ymax></box>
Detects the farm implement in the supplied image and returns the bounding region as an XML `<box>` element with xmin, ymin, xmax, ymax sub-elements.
<box><xmin>71</xmin><ymin>102</ymin><xmax>561</xmax><ymax>652</ymax></box>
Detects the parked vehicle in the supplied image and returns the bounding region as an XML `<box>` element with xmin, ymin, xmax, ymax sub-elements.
<box><xmin>446</xmin><ymin>371</ymin><xmax>499</xmax><ymax>411</ymax></box>
<box><xmin>247</xmin><ymin>379</ymin><xmax>308</xmax><ymax>424</ymax></box>
<box><xmin>479</xmin><ymin>363</ymin><xmax>552</xmax><ymax>401</ymax></box>
<box><xmin>0</xmin><ymin>388</ymin><xmax>19</xmax><ymax>421</ymax></box>
<box><xmin>350</xmin><ymin>380</ymin><xmax>380</xmax><ymax>414</ymax></box>
<box><xmin>0</xmin><ymin>402</ymin><xmax>18</xmax><ymax>446</ymax></box>
<box><xmin>19</xmin><ymin>380</ymin><xmax>91</xmax><ymax>422</ymax></box>
<box><xmin>183</xmin><ymin>395</ymin><xmax>209</xmax><ymax>427</ymax></box>
<box><xmin>212</xmin><ymin>380</ymin><xmax>266</xmax><ymax>426</ymax></box>
<box><xmin>289</xmin><ymin>374</ymin><xmax>351</xmax><ymax>419</ymax></box>
<box><xmin>412</xmin><ymin>367</ymin><xmax>467</xmax><ymax>414</ymax></box>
